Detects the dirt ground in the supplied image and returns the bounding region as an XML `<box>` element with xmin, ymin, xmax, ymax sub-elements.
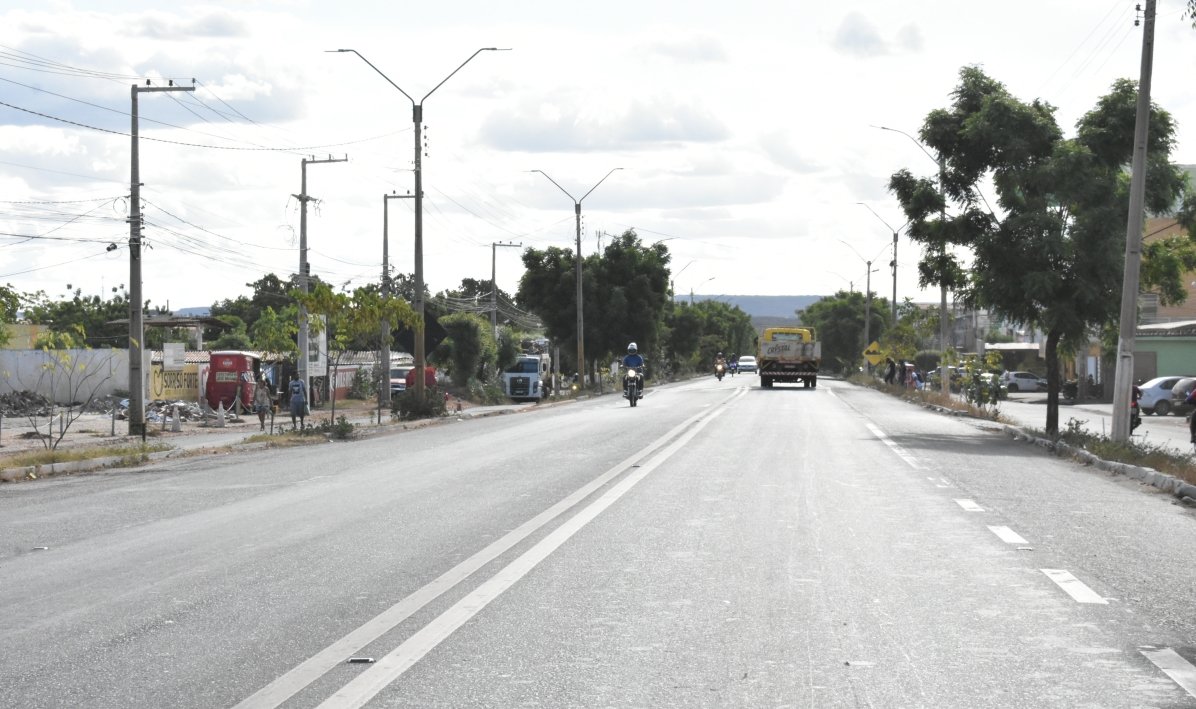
<box><xmin>0</xmin><ymin>395</ymin><xmax>476</xmax><ymax>461</ymax></box>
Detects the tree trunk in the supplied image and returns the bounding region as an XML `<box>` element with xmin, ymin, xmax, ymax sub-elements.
<box><xmin>1045</xmin><ymin>328</ymin><xmax>1062</xmax><ymax>436</ymax></box>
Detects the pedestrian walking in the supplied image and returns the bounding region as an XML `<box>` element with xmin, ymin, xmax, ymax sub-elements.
<box><xmin>884</xmin><ymin>358</ymin><xmax>896</xmax><ymax>385</ymax></box>
<box><xmin>253</xmin><ymin>375</ymin><xmax>273</xmax><ymax>431</ymax></box>
<box><xmin>288</xmin><ymin>374</ymin><xmax>307</xmax><ymax>431</ymax></box>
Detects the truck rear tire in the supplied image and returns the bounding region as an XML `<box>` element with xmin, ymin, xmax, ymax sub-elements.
<box><xmin>762</xmin><ymin>377</ymin><xmax>773</xmax><ymax>389</ymax></box>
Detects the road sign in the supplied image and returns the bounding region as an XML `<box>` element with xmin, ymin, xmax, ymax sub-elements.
<box><xmin>863</xmin><ymin>340</ymin><xmax>884</xmax><ymax>365</ymax></box>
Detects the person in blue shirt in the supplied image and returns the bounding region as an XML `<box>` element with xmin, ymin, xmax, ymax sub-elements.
<box><xmin>288</xmin><ymin>373</ymin><xmax>307</xmax><ymax>430</ymax></box>
<box><xmin>622</xmin><ymin>342</ymin><xmax>645</xmax><ymax>397</ymax></box>
<box><xmin>622</xmin><ymin>342</ymin><xmax>645</xmax><ymax>369</ymax></box>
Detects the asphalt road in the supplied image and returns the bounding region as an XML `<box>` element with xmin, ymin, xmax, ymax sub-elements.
<box><xmin>2</xmin><ymin>376</ymin><xmax>1195</xmax><ymax>707</ymax></box>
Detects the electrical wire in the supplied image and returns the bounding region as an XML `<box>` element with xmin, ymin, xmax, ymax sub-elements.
<box><xmin>0</xmin><ymin>97</ymin><xmax>402</xmax><ymax>152</ymax></box>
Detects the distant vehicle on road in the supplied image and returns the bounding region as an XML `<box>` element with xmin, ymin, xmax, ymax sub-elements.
<box><xmin>1000</xmin><ymin>370</ymin><xmax>1048</xmax><ymax>393</ymax></box>
<box><xmin>736</xmin><ymin>355</ymin><xmax>757</xmax><ymax>373</ymax></box>
<box><xmin>1137</xmin><ymin>375</ymin><xmax>1190</xmax><ymax>415</ymax></box>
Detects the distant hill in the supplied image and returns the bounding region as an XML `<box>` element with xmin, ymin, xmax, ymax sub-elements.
<box><xmin>174</xmin><ymin>306</ymin><xmax>211</xmax><ymax>317</ymax></box>
<box><xmin>680</xmin><ymin>294</ymin><xmax>822</xmax><ymax>319</ymax></box>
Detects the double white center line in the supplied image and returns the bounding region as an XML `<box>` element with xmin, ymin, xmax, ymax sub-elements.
<box><xmin>235</xmin><ymin>389</ymin><xmax>743</xmax><ymax>709</ymax></box>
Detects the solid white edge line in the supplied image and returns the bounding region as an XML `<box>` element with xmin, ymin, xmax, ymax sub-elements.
<box><xmin>987</xmin><ymin>525</ymin><xmax>1028</xmax><ymax>544</ymax></box>
<box><xmin>232</xmin><ymin>389</ymin><xmax>744</xmax><ymax>709</ymax></box>
<box><xmin>1040</xmin><ymin>569</ymin><xmax>1108</xmax><ymax>604</ymax></box>
<box><xmin>1141</xmin><ymin>648</ymin><xmax>1196</xmax><ymax>699</ymax></box>
<box><xmin>316</xmin><ymin>397</ymin><xmax>732</xmax><ymax>709</ymax></box>
<box><xmin>954</xmin><ymin>499</ymin><xmax>985</xmax><ymax>512</ymax></box>
<box><xmin>864</xmin><ymin>422</ymin><xmax>921</xmax><ymax>469</ymax></box>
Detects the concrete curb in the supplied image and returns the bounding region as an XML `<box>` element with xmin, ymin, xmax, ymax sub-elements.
<box><xmin>1001</xmin><ymin>424</ymin><xmax>1196</xmax><ymax>506</ymax></box>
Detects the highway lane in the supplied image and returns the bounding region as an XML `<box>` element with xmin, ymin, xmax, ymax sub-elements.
<box><xmin>1</xmin><ymin>377</ymin><xmax>1194</xmax><ymax>707</ymax></box>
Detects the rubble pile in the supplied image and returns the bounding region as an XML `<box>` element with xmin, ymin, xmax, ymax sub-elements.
<box><xmin>145</xmin><ymin>400</ymin><xmax>208</xmax><ymax>423</ymax></box>
<box><xmin>0</xmin><ymin>391</ymin><xmax>53</xmax><ymax>417</ymax></box>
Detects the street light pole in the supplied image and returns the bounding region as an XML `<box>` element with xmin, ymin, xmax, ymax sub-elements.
<box><xmin>336</xmin><ymin>47</ymin><xmax>508</xmax><ymax>403</ymax></box>
<box><xmin>531</xmin><ymin>168</ymin><xmax>623</xmax><ymax>388</ymax></box>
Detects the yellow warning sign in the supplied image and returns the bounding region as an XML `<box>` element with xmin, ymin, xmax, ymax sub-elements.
<box><xmin>863</xmin><ymin>341</ymin><xmax>884</xmax><ymax>365</ymax></box>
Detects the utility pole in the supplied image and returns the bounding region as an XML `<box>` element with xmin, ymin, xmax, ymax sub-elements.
<box><xmin>128</xmin><ymin>80</ymin><xmax>193</xmax><ymax>437</ymax></box>
<box><xmin>491</xmin><ymin>241</ymin><xmax>522</xmax><ymax>337</ymax></box>
<box><xmin>381</xmin><ymin>191</ymin><xmax>412</xmax><ymax>412</ymax></box>
<box><xmin>1112</xmin><ymin>0</ymin><xmax>1156</xmax><ymax>441</ymax></box>
<box><xmin>891</xmin><ymin>231</ymin><xmax>898</xmax><ymax>327</ymax></box>
<box><xmin>293</xmin><ymin>156</ymin><xmax>347</xmax><ymax>406</ymax></box>
<box><xmin>864</xmin><ymin>261</ymin><xmax>872</xmax><ymax>357</ymax></box>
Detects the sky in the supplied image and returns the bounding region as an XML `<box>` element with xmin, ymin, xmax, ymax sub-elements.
<box><xmin>1</xmin><ymin>0</ymin><xmax>1194</xmax><ymax>313</ymax></box>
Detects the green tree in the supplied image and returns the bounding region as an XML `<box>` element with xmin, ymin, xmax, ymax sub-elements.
<box><xmin>294</xmin><ymin>282</ymin><xmax>419</xmax><ymax>419</ymax></box>
<box><xmin>438</xmin><ymin>312</ymin><xmax>498</xmax><ymax>388</ymax></box>
<box><xmin>250</xmin><ymin>305</ymin><xmax>300</xmax><ymax>355</ymax></box>
<box><xmin>22</xmin><ymin>286</ymin><xmax>143</xmax><ymax>348</ymax></box>
<box><xmin>587</xmin><ymin>230</ymin><xmax>671</xmax><ymax>372</ymax></box>
<box><xmin>517</xmin><ymin>230</ymin><xmax>671</xmax><ymax>381</ymax></box>
<box><xmin>893</xmin><ymin>67</ymin><xmax>1191</xmax><ymax>435</ymax></box>
<box><xmin>798</xmin><ymin>290</ymin><xmax>890</xmax><ymax>374</ymax></box>
<box><xmin>517</xmin><ymin>245</ymin><xmax>580</xmax><ymax>372</ymax></box>
<box><xmin>0</xmin><ymin>283</ymin><xmax>21</xmax><ymax>347</ymax></box>
<box><xmin>209</xmin><ymin>315</ymin><xmax>253</xmax><ymax>351</ymax></box>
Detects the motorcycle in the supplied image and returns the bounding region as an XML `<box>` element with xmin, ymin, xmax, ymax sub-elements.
<box><xmin>1131</xmin><ymin>397</ymin><xmax>1142</xmax><ymax>433</ymax></box>
<box><xmin>623</xmin><ymin>366</ymin><xmax>644</xmax><ymax>407</ymax></box>
<box><xmin>715</xmin><ymin>362</ymin><xmax>726</xmax><ymax>381</ymax></box>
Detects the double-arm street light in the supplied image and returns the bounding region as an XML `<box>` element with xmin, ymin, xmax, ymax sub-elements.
<box><xmin>531</xmin><ymin>168</ymin><xmax>623</xmax><ymax>387</ymax></box>
<box><xmin>875</xmin><ymin>124</ymin><xmax>950</xmax><ymax>394</ymax></box>
<box><xmin>856</xmin><ymin>202</ymin><xmax>905</xmax><ymax>327</ymax></box>
<box><xmin>335</xmin><ymin>47</ymin><xmax>508</xmax><ymax>402</ymax></box>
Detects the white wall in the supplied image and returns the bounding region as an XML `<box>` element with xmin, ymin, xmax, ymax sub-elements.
<box><xmin>0</xmin><ymin>349</ymin><xmax>143</xmax><ymax>403</ymax></box>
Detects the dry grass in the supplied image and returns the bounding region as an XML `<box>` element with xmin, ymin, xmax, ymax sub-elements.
<box><xmin>0</xmin><ymin>443</ymin><xmax>170</xmax><ymax>472</ymax></box>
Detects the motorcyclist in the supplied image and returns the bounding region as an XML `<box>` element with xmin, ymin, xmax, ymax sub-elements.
<box><xmin>708</xmin><ymin>351</ymin><xmax>727</xmax><ymax>377</ymax></box>
<box><xmin>728</xmin><ymin>353</ymin><xmax>739</xmax><ymax>375</ymax></box>
<box><xmin>622</xmin><ymin>342</ymin><xmax>645</xmax><ymax>396</ymax></box>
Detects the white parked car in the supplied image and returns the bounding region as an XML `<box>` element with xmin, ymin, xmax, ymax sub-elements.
<box><xmin>1000</xmin><ymin>370</ymin><xmax>1048</xmax><ymax>393</ymax></box>
<box><xmin>1138</xmin><ymin>375</ymin><xmax>1191</xmax><ymax>415</ymax></box>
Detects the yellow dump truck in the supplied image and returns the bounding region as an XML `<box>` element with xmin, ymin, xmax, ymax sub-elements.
<box><xmin>758</xmin><ymin>327</ymin><xmax>821</xmax><ymax>388</ymax></box>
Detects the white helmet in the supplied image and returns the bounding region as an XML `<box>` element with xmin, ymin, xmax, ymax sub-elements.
<box><xmin>627</xmin><ymin>342</ymin><xmax>638</xmax><ymax>354</ymax></box>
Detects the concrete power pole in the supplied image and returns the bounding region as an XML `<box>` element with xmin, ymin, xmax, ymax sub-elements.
<box><xmin>1112</xmin><ymin>0</ymin><xmax>1157</xmax><ymax>441</ymax></box>
<box><xmin>491</xmin><ymin>241</ymin><xmax>522</xmax><ymax>337</ymax></box>
<box><xmin>293</xmin><ymin>156</ymin><xmax>346</xmax><ymax>406</ymax></box>
<box><xmin>128</xmin><ymin>80</ymin><xmax>194</xmax><ymax>438</ymax></box>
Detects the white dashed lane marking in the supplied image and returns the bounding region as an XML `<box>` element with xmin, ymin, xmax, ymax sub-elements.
<box><xmin>987</xmin><ymin>525</ymin><xmax>1028</xmax><ymax>544</ymax></box>
<box><xmin>1140</xmin><ymin>648</ymin><xmax>1196</xmax><ymax>699</ymax></box>
<box><xmin>865</xmin><ymin>423</ymin><xmax>921</xmax><ymax>469</ymax></box>
<box><xmin>954</xmin><ymin>499</ymin><xmax>984</xmax><ymax>512</ymax></box>
<box><xmin>1040</xmin><ymin>569</ymin><xmax>1108</xmax><ymax>604</ymax></box>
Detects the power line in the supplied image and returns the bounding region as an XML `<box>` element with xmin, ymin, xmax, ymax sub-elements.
<box><xmin>0</xmin><ymin>97</ymin><xmax>402</xmax><ymax>152</ymax></box>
